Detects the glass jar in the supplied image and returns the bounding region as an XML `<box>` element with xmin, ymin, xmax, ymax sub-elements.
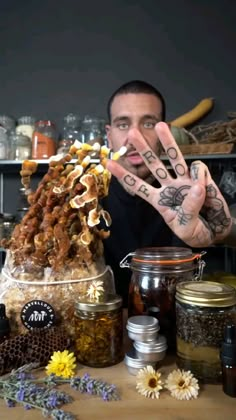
<box><xmin>17</xmin><ymin>187</ymin><xmax>31</xmax><ymax>221</ymax></box>
<box><xmin>176</xmin><ymin>281</ymin><xmax>236</xmax><ymax>383</ymax></box>
<box><xmin>120</xmin><ymin>247</ymin><xmax>205</xmax><ymax>352</ymax></box>
<box><xmin>0</xmin><ymin>115</ymin><xmax>15</xmax><ymax>133</ymax></box>
<box><xmin>57</xmin><ymin>113</ymin><xmax>81</xmax><ymax>154</ymax></box>
<box><xmin>16</xmin><ymin>116</ymin><xmax>36</xmax><ymax>140</ymax></box>
<box><xmin>81</xmin><ymin>115</ymin><xmax>105</xmax><ymax>146</ymax></box>
<box><xmin>9</xmin><ymin>133</ymin><xmax>32</xmax><ymax>160</ymax></box>
<box><xmin>0</xmin><ymin>127</ymin><xmax>8</xmax><ymax>160</ymax></box>
<box><xmin>32</xmin><ymin>120</ymin><xmax>57</xmax><ymax>159</ymax></box>
<box><xmin>0</xmin><ymin>213</ymin><xmax>16</xmax><ymax>241</ymax></box>
<box><xmin>74</xmin><ymin>294</ymin><xmax>123</xmax><ymax>367</ymax></box>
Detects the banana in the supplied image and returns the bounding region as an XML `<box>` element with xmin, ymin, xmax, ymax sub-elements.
<box><xmin>170</xmin><ymin>98</ymin><xmax>214</xmax><ymax>128</ymax></box>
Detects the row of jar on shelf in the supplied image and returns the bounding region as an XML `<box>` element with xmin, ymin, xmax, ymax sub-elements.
<box><xmin>0</xmin><ymin>114</ymin><xmax>107</xmax><ymax>161</ymax></box>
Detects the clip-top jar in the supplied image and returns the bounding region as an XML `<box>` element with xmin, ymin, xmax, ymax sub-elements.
<box><xmin>74</xmin><ymin>294</ymin><xmax>123</xmax><ymax>367</ymax></box>
<box><xmin>176</xmin><ymin>281</ymin><xmax>236</xmax><ymax>383</ymax></box>
<box><xmin>120</xmin><ymin>247</ymin><xmax>205</xmax><ymax>352</ymax></box>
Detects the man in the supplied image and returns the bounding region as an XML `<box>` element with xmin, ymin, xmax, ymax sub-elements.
<box><xmin>102</xmin><ymin>80</ymin><xmax>233</xmax><ymax>304</ymax></box>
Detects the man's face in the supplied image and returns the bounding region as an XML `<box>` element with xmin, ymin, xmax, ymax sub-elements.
<box><xmin>106</xmin><ymin>93</ymin><xmax>163</xmax><ymax>180</ymax></box>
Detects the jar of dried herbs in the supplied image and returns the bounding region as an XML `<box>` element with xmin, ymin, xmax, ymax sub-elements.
<box><xmin>120</xmin><ymin>247</ymin><xmax>206</xmax><ymax>352</ymax></box>
<box><xmin>74</xmin><ymin>294</ymin><xmax>123</xmax><ymax>367</ymax></box>
<box><xmin>176</xmin><ymin>281</ymin><xmax>236</xmax><ymax>384</ymax></box>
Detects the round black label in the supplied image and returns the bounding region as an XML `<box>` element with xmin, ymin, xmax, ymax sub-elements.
<box><xmin>20</xmin><ymin>300</ymin><xmax>56</xmax><ymax>330</ymax></box>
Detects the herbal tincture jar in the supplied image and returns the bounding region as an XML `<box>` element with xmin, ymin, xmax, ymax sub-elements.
<box><xmin>176</xmin><ymin>281</ymin><xmax>236</xmax><ymax>383</ymax></box>
<box><xmin>121</xmin><ymin>247</ymin><xmax>205</xmax><ymax>352</ymax></box>
<box><xmin>74</xmin><ymin>294</ymin><xmax>123</xmax><ymax>367</ymax></box>
<box><xmin>126</xmin><ymin>315</ymin><xmax>159</xmax><ymax>342</ymax></box>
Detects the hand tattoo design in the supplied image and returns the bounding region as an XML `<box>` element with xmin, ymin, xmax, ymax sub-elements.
<box><xmin>158</xmin><ymin>185</ymin><xmax>191</xmax><ymax>210</ymax></box>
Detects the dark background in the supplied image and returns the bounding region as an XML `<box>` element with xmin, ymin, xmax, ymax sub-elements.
<box><xmin>1</xmin><ymin>0</ymin><xmax>236</xmax><ymax>274</ymax></box>
<box><xmin>1</xmin><ymin>0</ymin><xmax>235</xmax><ymax>127</ymax></box>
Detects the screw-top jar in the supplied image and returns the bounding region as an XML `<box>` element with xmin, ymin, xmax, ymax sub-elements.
<box><xmin>9</xmin><ymin>132</ymin><xmax>32</xmax><ymax>160</ymax></box>
<box><xmin>32</xmin><ymin>120</ymin><xmax>57</xmax><ymax>159</ymax></box>
<box><xmin>120</xmin><ymin>247</ymin><xmax>205</xmax><ymax>352</ymax></box>
<box><xmin>176</xmin><ymin>281</ymin><xmax>236</xmax><ymax>383</ymax></box>
<box><xmin>74</xmin><ymin>294</ymin><xmax>123</xmax><ymax>367</ymax></box>
<box><xmin>16</xmin><ymin>116</ymin><xmax>36</xmax><ymax>140</ymax></box>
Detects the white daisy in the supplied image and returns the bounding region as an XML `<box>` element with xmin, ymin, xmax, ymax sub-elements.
<box><xmin>86</xmin><ymin>280</ymin><xmax>104</xmax><ymax>301</ymax></box>
<box><xmin>136</xmin><ymin>365</ymin><xmax>163</xmax><ymax>399</ymax></box>
<box><xmin>165</xmin><ymin>369</ymin><xmax>199</xmax><ymax>400</ymax></box>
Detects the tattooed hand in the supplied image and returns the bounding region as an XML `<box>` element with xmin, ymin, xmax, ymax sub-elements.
<box><xmin>106</xmin><ymin>122</ymin><xmax>232</xmax><ymax>248</ymax></box>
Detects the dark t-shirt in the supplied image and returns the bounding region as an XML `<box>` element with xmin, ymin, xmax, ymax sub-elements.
<box><xmin>101</xmin><ymin>176</ymin><xmax>184</xmax><ymax>306</ymax></box>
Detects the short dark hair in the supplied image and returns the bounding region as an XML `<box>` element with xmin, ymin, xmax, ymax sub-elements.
<box><xmin>107</xmin><ymin>80</ymin><xmax>166</xmax><ymax>123</ymax></box>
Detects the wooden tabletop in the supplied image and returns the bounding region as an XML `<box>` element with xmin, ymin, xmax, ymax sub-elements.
<box><xmin>1</xmin><ymin>356</ymin><xmax>236</xmax><ymax>420</ymax></box>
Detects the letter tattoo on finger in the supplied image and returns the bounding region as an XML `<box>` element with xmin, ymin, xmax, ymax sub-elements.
<box><xmin>124</xmin><ymin>174</ymin><xmax>137</xmax><ymax>187</ymax></box>
<box><xmin>143</xmin><ymin>150</ymin><xmax>157</xmax><ymax>164</ymax></box>
<box><xmin>175</xmin><ymin>164</ymin><xmax>186</xmax><ymax>176</ymax></box>
<box><xmin>138</xmin><ymin>184</ymin><xmax>150</xmax><ymax>198</ymax></box>
<box><xmin>167</xmin><ymin>147</ymin><xmax>178</xmax><ymax>160</ymax></box>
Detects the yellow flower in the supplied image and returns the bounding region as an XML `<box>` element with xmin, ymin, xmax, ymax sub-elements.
<box><xmin>46</xmin><ymin>350</ymin><xmax>77</xmax><ymax>378</ymax></box>
<box><xmin>136</xmin><ymin>365</ymin><xmax>163</xmax><ymax>399</ymax></box>
<box><xmin>165</xmin><ymin>369</ymin><xmax>199</xmax><ymax>400</ymax></box>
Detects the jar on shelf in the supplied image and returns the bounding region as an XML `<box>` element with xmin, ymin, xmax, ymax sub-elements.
<box><xmin>16</xmin><ymin>116</ymin><xmax>36</xmax><ymax>140</ymax></box>
<box><xmin>17</xmin><ymin>187</ymin><xmax>31</xmax><ymax>221</ymax></box>
<box><xmin>0</xmin><ymin>213</ymin><xmax>16</xmax><ymax>241</ymax></box>
<box><xmin>81</xmin><ymin>115</ymin><xmax>105</xmax><ymax>146</ymax></box>
<box><xmin>175</xmin><ymin>280</ymin><xmax>236</xmax><ymax>383</ymax></box>
<box><xmin>0</xmin><ymin>115</ymin><xmax>15</xmax><ymax>133</ymax></box>
<box><xmin>9</xmin><ymin>133</ymin><xmax>31</xmax><ymax>160</ymax></box>
<box><xmin>74</xmin><ymin>294</ymin><xmax>123</xmax><ymax>367</ymax></box>
<box><xmin>0</xmin><ymin>127</ymin><xmax>8</xmax><ymax>160</ymax></box>
<box><xmin>32</xmin><ymin>120</ymin><xmax>57</xmax><ymax>159</ymax></box>
<box><xmin>120</xmin><ymin>247</ymin><xmax>206</xmax><ymax>352</ymax></box>
<box><xmin>57</xmin><ymin>113</ymin><xmax>81</xmax><ymax>154</ymax></box>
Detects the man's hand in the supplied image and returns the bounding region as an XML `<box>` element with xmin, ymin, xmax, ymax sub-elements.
<box><xmin>106</xmin><ymin>122</ymin><xmax>232</xmax><ymax>248</ymax></box>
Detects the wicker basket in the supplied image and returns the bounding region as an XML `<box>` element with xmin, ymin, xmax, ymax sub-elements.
<box><xmin>179</xmin><ymin>142</ymin><xmax>234</xmax><ymax>156</ymax></box>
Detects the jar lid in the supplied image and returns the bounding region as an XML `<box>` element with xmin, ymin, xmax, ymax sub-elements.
<box><xmin>134</xmin><ymin>335</ymin><xmax>167</xmax><ymax>353</ymax></box>
<box><xmin>131</xmin><ymin>247</ymin><xmax>203</xmax><ymax>266</ymax></box>
<box><xmin>126</xmin><ymin>315</ymin><xmax>159</xmax><ymax>334</ymax></box>
<box><xmin>75</xmin><ymin>293</ymin><xmax>122</xmax><ymax>312</ymax></box>
<box><xmin>176</xmin><ymin>281</ymin><xmax>236</xmax><ymax>307</ymax></box>
<box><xmin>124</xmin><ymin>348</ymin><xmax>152</xmax><ymax>369</ymax></box>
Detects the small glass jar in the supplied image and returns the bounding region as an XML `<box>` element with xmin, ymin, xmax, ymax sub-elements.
<box><xmin>16</xmin><ymin>116</ymin><xmax>36</xmax><ymax>140</ymax></box>
<box><xmin>0</xmin><ymin>213</ymin><xmax>16</xmax><ymax>241</ymax></box>
<box><xmin>10</xmin><ymin>133</ymin><xmax>32</xmax><ymax>160</ymax></box>
<box><xmin>74</xmin><ymin>294</ymin><xmax>123</xmax><ymax>367</ymax></box>
<box><xmin>120</xmin><ymin>247</ymin><xmax>205</xmax><ymax>352</ymax></box>
<box><xmin>57</xmin><ymin>113</ymin><xmax>81</xmax><ymax>154</ymax></box>
<box><xmin>0</xmin><ymin>115</ymin><xmax>15</xmax><ymax>133</ymax></box>
<box><xmin>126</xmin><ymin>315</ymin><xmax>159</xmax><ymax>341</ymax></box>
<box><xmin>81</xmin><ymin>115</ymin><xmax>105</xmax><ymax>145</ymax></box>
<box><xmin>32</xmin><ymin>120</ymin><xmax>57</xmax><ymax>159</ymax></box>
<box><xmin>176</xmin><ymin>281</ymin><xmax>236</xmax><ymax>383</ymax></box>
<box><xmin>0</xmin><ymin>127</ymin><xmax>8</xmax><ymax>160</ymax></box>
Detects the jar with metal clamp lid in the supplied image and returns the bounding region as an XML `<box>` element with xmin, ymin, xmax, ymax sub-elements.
<box><xmin>176</xmin><ymin>281</ymin><xmax>236</xmax><ymax>383</ymax></box>
<box><xmin>74</xmin><ymin>294</ymin><xmax>123</xmax><ymax>367</ymax></box>
<box><xmin>120</xmin><ymin>247</ymin><xmax>206</xmax><ymax>352</ymax></box>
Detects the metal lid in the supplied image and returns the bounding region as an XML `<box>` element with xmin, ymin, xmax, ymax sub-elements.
<box><xmin>176</xmin><ymin>281</ymin><xmax>236</xmax><ymax>307</ymax></box>
<box><xmin>126</xmin><ymin>315</ymin><xmax>159</xmax><ymax>334</ymax></box>
<box><xmin>75</xmin><ymin>293</ymin><xmax>122</xmax><ymax>312</ymax></box>
<box><xmin>124</xmin><ymin>348</ymin><xmax>152</xmax><ymax>369</ymax></box>
<box><xmin>134</xmin><ymin>335</ymin><xmax>167</xmax><ymax>353</ymax></box>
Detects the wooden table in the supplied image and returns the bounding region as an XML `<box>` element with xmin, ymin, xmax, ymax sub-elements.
<box><xmin>1</xmin><ymin>356</ymin><xmax>236</xmax><ymax>420</ymax></box>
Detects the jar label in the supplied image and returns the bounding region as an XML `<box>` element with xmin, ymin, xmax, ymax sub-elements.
<box><xmin>20</xmin><ymin>300</ymin><xmax>56</xmax><ymax>330</ymax></box>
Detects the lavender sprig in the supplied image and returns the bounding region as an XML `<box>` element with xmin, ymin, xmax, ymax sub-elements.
<box><xmin>0</xmin><ymin>364</ymin><xmax>120</xmax><ymax>419</ymax></box>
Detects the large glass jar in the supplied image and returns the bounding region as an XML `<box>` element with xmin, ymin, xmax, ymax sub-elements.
<box><xmin>74</xmin><ymin>294</ymin><xmax>123</xmax><ymax>367</ymax></box>
<box><xmin>32</xmin><ymin>120</ymin><xmax>57</xmax><ymax>159</ymax></box>
<box><xmin>57</xmin><ymin>113</ymin><xmax>81</xmax><ymax>154</ymax></box>
<box><xmin>120</xmin><ymin>247</ymin><xmax>205</xmax><ymax>352</ymax></box>
<box><xmin>81</xmin><ymin>115</ymin><xmax>105</xmax><ymax>146</ymax></box>
<box><xmin>0</xmin><ymin>127</ymin><xmax>8</xmax><ymax>160</ymax></box>
<box><xmin>176</xmin><ymin>281</ymin><xmax>236</xmax><ymax>383</ymax></box>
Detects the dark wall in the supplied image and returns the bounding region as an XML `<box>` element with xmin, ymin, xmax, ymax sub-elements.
<box><xmin>1</xmin><ymin>0</ymin><xmax>236</xmax><ymax>128</ymax></box>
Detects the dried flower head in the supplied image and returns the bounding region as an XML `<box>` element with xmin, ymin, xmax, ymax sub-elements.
<box><xmin>46</xmin><ymin>350</ymin><xmax>77</xmax><ymax>379</ymax></box>
<box><xmin>136</xmin><ymin>366</ymin><xmax>163</xmax><ymax>399</ymax></box>
<box><xmin>165</xmin><ymin>369</ymin><xmax>199</xmax><ymax>400</ymax></box>
<box><xmin>86</xmin><ymin>280</ymin><xmax>104</xmax><ymax>301</ymax></box>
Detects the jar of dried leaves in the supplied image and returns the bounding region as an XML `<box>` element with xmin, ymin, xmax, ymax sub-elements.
<box><xmin>176</xmin><ymin>281</ymin><xmax>236</xmax><ymax>383</ymax></box>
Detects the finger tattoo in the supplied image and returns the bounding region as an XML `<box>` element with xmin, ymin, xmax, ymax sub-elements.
<box><xmin>142</xmin><ymin>150</ymin><xmax>157</xmax><ymax>164</ymax></box>
<box><xmin>158</xmin><ymin>185</ymin><xmax>191</xmax><ymax>209</ymax></box>
<box><xmin>167</xmin><ymin>147</ymin><xmax>178</xmax><ymax>160</ymax></box>
<box><xmin>175</xmin><ymin>163</ymin><xmax>186</xmax><ymax>176</ymax></box>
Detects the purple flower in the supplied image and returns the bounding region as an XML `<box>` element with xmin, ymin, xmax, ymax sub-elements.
<box><xmin>5</xmin><ymin>398</ymin><xmax>15</xmax><ymax>408</ymax></box>
<box><xmin>23</xmin><ymin>403</ymin><xmax>32</xmax><ymax>410</ymax></box>
<box><xmin>16</xmin><ymin>387</ymin><xmax>25</xmax><ymax>401</ymax></box>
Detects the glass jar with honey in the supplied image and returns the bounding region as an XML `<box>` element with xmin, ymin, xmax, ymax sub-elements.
<box><xmin>74</xmin><ymin>294</ymin><xmax>123</xmax><ymax>367</ymax></box>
